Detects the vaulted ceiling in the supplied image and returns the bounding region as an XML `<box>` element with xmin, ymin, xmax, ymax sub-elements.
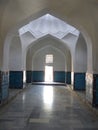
<box><xmin>19</xmin><ymin>14</ymin><xmax>79</xmax><ymax>46</ymax></box>
<box><xmin>19</xmin><ymin>14</ymin><xmax>79</xmax><ymax>38</ymax></box>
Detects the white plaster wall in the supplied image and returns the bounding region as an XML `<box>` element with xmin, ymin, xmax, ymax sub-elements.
<box><xmin>62</xmin><ymin>33</ymin><xmax>78</xmax><ymax>52</ymax></box>
<box><xmin>9</xmin><ymin>37</ymin><xmax>22</xmax><ymax>71</ymax></box>
<box><xmin>74</xmin><ymin>34</ymin><xmax>87</xmax><ymax>72</ymax></box>
<box><xmin>26</xmin><ymin>49</ymin><xmax>32</xmax><ymax>70</ymax></box>
<box><xmin>32</xmin><ymin>46</ymin><xmax>66</xmax><ymax>71</ymax></box>
<box><xmin>62</xmin><ymin>33</ymin><xmax>79</xmax><ymax>72</ymax></box>
<box><xmin>20</xmin><ymin>31</ymin><xmax>35</xmax><ymax>47</ymax></box>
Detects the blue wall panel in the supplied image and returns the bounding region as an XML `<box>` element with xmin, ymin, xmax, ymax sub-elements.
<box><xmin>0</xmin><ymin>71</ymin><xmax>2</xmax><ymax>102</ymax></box>
<box><xmin>0</xmin><ymin>71</ymin><xmax>9</xmax><ymax>103</ymax></box>
<box><xmin>28</xmin><ymin>71</ymin><xmax>66</xmax><ymax>83</ymax></box>
<box><xmin>74</xmin><ymin>73</ymin><xmax>86</xmax><ymax>90</ymax></box>
<box><xmin>9</xmin><ymin>71</ymin><xmax>23</xmax><ymax>89</ymax></box>
<box><xmin>54</xmin><ymin>71</ymin><xmax>66</xmax><ymax>83</ymax></box>
<box><xmin>93</xmin><ymin>74</ymin><xmax>98</xmax><ymax>106</ymax></box>
<box><xmin>66</xmin><ymin>72</ymin><xmax>71</xmax><ymax>84</ymax></box>
<box><xmin>96</xmin><ymin>90</ymin><xmax>98</xmax><ymax>104</ymax></box>
<box><xmin>94</xmin><ymin>74</ymin><xmax>98</xmax><ymax>90</ymax></box>
<box><xmin>26</xmin><ymin>71</ymin><xmax>32</xmax><ymax>83</ymax></box>
<box><xmin>93</xmin><ymin>90</ymin><xmax>98</xmax><ymax>106</ymax></box>
<box><xmin>32</xmin><ymin>71</ymin><xmax>44</xmax><ymax>82</ymax></box>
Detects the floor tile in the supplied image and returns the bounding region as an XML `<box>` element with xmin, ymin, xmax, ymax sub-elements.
<box><xmin>0</xmin><ymin>85</ymin><xmax>98</xmax><ymax>130</ymax></box>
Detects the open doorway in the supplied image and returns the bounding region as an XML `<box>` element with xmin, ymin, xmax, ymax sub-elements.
<box><xmin>45</xmin><ymin>54</ymin><xmax>53</xmax><ymax>82</ymax></box>
<box><xmin>45</xmin><ymin>65</ymin><xmax>53</xmax><ymax>82</ymax></box>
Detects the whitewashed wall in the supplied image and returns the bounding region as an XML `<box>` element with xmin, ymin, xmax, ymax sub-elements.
<box><xmin>9</xmin><ymin>37</ymin><xmax>22</xmax><ymax>71</ymax></box>
<box><xmin>32</xmin><ymin>46</ymin><xmax>66</xmax><ymax>71</ymax></box>
<box><xmin>74</xmin><ymin>34</ymin><xmax>87</xmax><ymax>72</ymax></box>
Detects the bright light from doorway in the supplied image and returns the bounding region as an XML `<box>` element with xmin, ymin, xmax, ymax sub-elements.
<box><xmin>45</xmin><ymin>66</ymin><xmax>53</xmax><ymax>82</ymax></box>
<box><xmin>43</xmin><ymin>86</ymin><xmax>53</xmax><ymax>104</ymax></box>
<box><xmin>43</xmin><ymin>86</ymin><xmax>53</xmax><ymax>110</ymax></box>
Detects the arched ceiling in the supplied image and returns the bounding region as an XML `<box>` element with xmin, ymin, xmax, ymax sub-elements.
<box><xmin>19</xmin><ymin>14</ymin><xmax>79</xmax><ymax>38</ymax></box>
<box><xmin>19</xmin><ymin>14</ymin><xmax>79</xmax><ymax>47</ymax></box>
<box><xmin>27</xmin><ymin>35</ymin><xmax>71</xmax><ymax>56</ymax></box>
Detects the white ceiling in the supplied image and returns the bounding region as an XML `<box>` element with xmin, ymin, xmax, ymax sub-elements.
<box><xmin>19</xmin><ymin>14</ymin><xmax>80</xmax><ymax>40</ymax></box>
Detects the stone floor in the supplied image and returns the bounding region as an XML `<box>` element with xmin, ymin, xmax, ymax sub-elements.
<box><xmin>0</xmin><ymin>85</ymin><xmax>98</xmax><ymax>130</ymax></box>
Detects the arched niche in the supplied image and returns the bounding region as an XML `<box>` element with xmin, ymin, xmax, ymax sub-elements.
<box><xmin>2</xmin><ymin>32</ymin><xmax>22</xmax><ymax>71</ymax></box>
<box><xmin>33</xmin><ymin>46</ymin><xmax>66</xmax><ymax>83</ymax></box>
<box><xmin>72</xmin><ymin>33</ymin><xmax>88</xmax><ymax>90</ymax></box>
<box><xmin>26</xmin><ymin>35</ymin><xmax>72</xmax><ymax>83</ymax></box>
<box><xmin>26</xmin><ymin>35</ymin><xmax>71</xmax><ymax>72</ymax></box>
<box><xmin>74</xmin><ymin>34</ymin><xmax>87</xmax><ymax>72</ymax></box>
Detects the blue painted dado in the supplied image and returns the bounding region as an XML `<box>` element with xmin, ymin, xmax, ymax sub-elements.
<box><xmin>54</xmin><ymin>71</ymin><xmax>66</xmax><ymax>83</ymax></box>
<box><xmin>9</xmin><ymin>71</ymin><xmax>23</xmax><ymax>89</ymax></box>
<box><xmin>74</xmin><ymin>73</ymin><xmax>86</xmax><ymax>90</ymax></box>
<box><xmin>66</xmin><ymin>72</ymin><xmax>71</xmax><ymax>84</ymax></box>
<box><xmin>0</xmin><ymin>71</ymin><xmax>9</xmax><ymax>104</ymax></box>
<box><xmin>93</xmin><ymin>74</ymin><xmax>98</xmax><ymax>106</ymax></box>
<box><xmin>26</xmin><ymin>71</ymin><xmax>32</xmax><ymax>83</ymax></box>
<box><xmin>32</xmin><ymin>71</ymin><xmax>44</xmax><ymax>82</ymax></box>
<box><xmin>93</xmin><ymin>90</ymin><xmax>98</xmax><ymax>106</ymax></box>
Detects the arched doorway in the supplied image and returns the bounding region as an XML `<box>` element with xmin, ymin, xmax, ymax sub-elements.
<box><xmin>26</xmin><ymin>36</ymin><xmax>70</xmax><ymax>84</ymax></box>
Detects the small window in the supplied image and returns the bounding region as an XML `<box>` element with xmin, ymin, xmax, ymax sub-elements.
<box><xmin>45</xmin><ymin>54</ymin><xmax>53</xmax><ymax>63</ymax></box>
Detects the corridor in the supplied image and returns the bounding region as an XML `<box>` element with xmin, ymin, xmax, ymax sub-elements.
<box><xmin>0</xmin><ymin>85</ymin><xmax>98</xmax><ymax>130</ymax></box>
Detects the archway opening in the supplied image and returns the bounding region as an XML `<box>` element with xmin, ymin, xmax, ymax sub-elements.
<box><xmin>45</xmin><ymin>65</ymin><xmax>53</xmax><ymax>82</ymax></box>
<box><xmin>45</xmin><ymin>54</ymin><xmax>53</xmax><ymax>82</ymax></box>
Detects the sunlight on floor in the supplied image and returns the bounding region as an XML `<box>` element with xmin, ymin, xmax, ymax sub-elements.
<box><xmin>43</xmin><ymin>86</ymin><xmax>53</xmax><ymax>110</ymax></box>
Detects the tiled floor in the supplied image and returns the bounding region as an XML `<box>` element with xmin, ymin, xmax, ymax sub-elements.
<box><xmin>0</xmin><ymin>85</ymin><xmax>98</xmax><ymax>130</ymax></box>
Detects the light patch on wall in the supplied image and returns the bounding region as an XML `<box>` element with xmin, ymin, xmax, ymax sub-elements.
<box><xmin>45</xmin><ymin>54</ymin><xmax>53</xmax><ymax>63</ymax></box>
<box><xmin>23</xmin><ymin>70</ymin><xmax>26</xmax><ymax>83</ymax></box>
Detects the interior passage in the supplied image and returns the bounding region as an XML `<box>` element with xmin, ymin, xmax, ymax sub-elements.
<box><xmin>0</xmin><ymin>85</ymin><xmax>98</xmax><ymax>130</ymax></box>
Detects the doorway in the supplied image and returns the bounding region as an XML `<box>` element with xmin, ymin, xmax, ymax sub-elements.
<box><xmin>45</xmin><ymin>65</ymin><xmax>53</xmax><ymax>82</ymax></box>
